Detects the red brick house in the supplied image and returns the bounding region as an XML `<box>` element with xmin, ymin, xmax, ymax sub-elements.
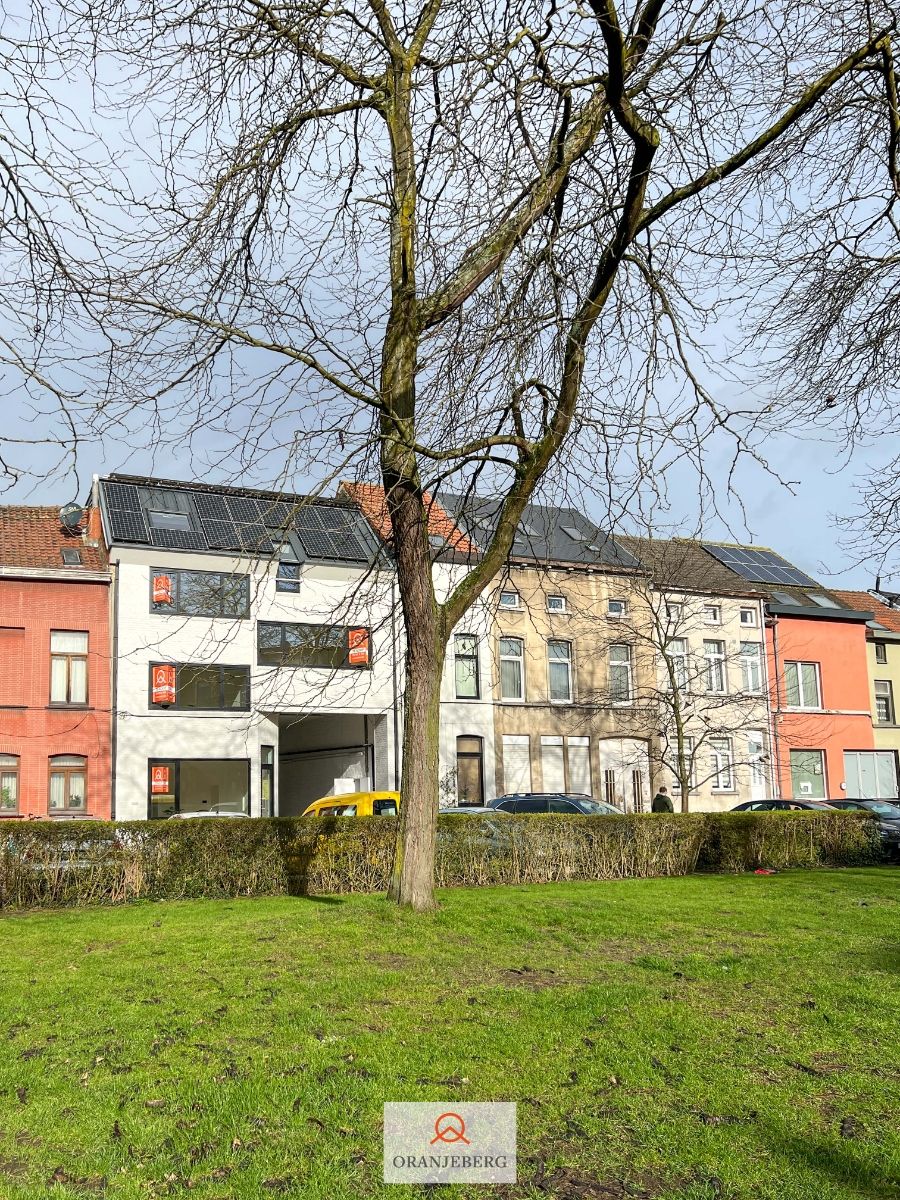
<box><xmin>0</xmin><ymin>507</ymin><xmax>112</xmax><ymax>820</ymax></box>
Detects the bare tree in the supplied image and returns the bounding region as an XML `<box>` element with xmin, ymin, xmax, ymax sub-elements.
<box><xmin>31</xmin><ymin>0</ymin><xmax>900</xmax><ymax>906</ymax></box>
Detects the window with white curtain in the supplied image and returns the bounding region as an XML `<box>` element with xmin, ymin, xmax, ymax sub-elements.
<box><xmin>0</xmin><ymin>755</ymin><xmax>19</xmax><ymax>812</ymax></box>
<box><xmin>547</xmin><ymin>640</ymin><xmax>573</xmax><ymax>702</ymax></box>
<box><xmin>49</xmin><ymin>755</ymin><xmax>87</xmax><ymax>813</ymax></box>
<box><xmin>50</xmin><ymin>631</ymin><xmax>88</xmax><ymax>704</ymax></box>
<box><xmin>499</xmin><ymin>637</ymin><xmax>525</xmax><ymax>701</ymax></box>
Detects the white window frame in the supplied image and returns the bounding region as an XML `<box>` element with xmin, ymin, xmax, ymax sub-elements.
<box><xmin>875</xmin><ymin>641</ymin><xmax>888</xmax><ymax>665</ymax></box>
<box><xmin>710</xmin><ymin>737</ymin><xmax>735</xmax><ymax>792</ymax></box>
<box><xmin>784</xmin><ymin>660</ymin><xmax>822</xmax><ymax>710</ymax></box>
<box><xmin>703</xmin><ymin>639</ymin><xmax>726</xmax><ymax>694</ymax></box>
<box><xmin>609</xmin><ymin>643</ymin><xmax>633</xmax><ymax>704</ymax></box>
<box><xmin>499</xmin><ymin>636</ymin><xmax>525</xmax><ymax>702</ymax></box>
<box><xmin>875</xmin><ymin>679</ymin><xmax>895</xmax><ymax>724</ymax></box>
<box><xmin>607</xmin><ymin>598</ymin><xmax>627</xmax><ymax>619</ymax></box>
<box><xmin>498</xmin><ymin>590</ymin><xmax>521</xmax><ymax>610</ymax></box>
<box><xmin>703</xmin><ymin>604</ymin><xmax>722</xmax><ymax>625</ymax></box>
<box><xmin>665</xmin><ymin>637</ymin><xmax>688</xmax><ymax>692</ymax></box>
<box><xmin>547</xmin><ymin>639</ymin><xmax>573</xmax><ymax>703</ymax></box>
<box><xmin>453</xmin><ymin>633</ymin><xmax>480</xmax><ymax>700</ymax></box>
<box><xmin>740</xmin><ymin>607</ymin><xmax>757</xmax><ymax>627</ymax></box>
<box><xmin>546</xmin><ymin>594</ymin><xmax>568</xmax><ymax>614</ymax></box>
<box><xmin>665</xmin><ymin>602</ymin><xmax>683</xmax><ymax>623</ymax></box>
<box><xmin>671</xmin><ymin>733</ymin><xmax>696</xmax><ymax>790</ymax></box>
<box><xmin>739</xmin><ymin>641</ymin><xmax>763</xmax><ymax>694</ymax></box>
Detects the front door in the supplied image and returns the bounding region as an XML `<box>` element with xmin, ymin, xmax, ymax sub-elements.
<box><xmin>747</xmin><ymin>732</ymin><xmax>767</xmax><ymax>802</ymax></box>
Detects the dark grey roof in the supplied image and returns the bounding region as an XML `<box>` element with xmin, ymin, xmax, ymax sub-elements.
<box><xmin>98</xmin><ymin>475</ymin><xmax>381</xmax><ymax>565</ymax></box>
<box><xmin>440</xmin><ymin>493</ymin><xmax>640</xmax><ymax>569</ymax></box>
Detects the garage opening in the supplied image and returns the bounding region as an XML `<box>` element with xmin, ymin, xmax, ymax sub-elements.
<box><xmin>272</xmin><ymin>713</ymin><xmax>389</xmax><ymax>816</ymax></box>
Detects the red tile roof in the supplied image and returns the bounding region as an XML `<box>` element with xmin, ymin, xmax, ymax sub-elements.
<box><xmin>0</xmin><ymin>506</ymin><xmax>106</xmax><ymax>572</ymax></box>
<box><xmin>340</xmin><ymin>482</ymin><xmax>477</xmax><ymax>556</ymax></box>
<box><xmin>833</xmin><ymin>589</ymin><xmax>900</xmax><ymax>633</ymax></box>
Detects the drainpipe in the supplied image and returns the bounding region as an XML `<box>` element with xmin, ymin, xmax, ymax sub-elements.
<box><xmin>767</xmin><ymin>609</ymin><xmax>783</xmax><ymax>799</ymax></box>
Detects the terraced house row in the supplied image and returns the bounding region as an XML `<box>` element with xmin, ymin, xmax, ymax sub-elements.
<box><xmin>1</xmin><ymin>473</ymin><xmax>898</xmax><ymax>821</ymax></box>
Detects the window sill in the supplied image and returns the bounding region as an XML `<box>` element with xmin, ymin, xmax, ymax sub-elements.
<box><xmin>453</xmin><ymin>695</ymin><xmax>481</xmax><ymax>702</ymax></box>
<box><xmin>46</xmin><ymin>704</ymin><xmax>92</xmax><ymax>710</ymax></box>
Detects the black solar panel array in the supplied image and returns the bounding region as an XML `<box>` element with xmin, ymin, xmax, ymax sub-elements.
<box><xmin>295</xmin><ymin>505</ymin><xmax>373</xmax><ymax>562</ymax></box>
<box><xmin>704</xmin><ymin>544</ymin><xmax>818</xmax><ymax>587</ymax></box>
<box><xmin>102</xmin><ymin>479</ymin><xmax>375</xmax><ymax>564</ymax></box>
<box><xmin>105</xmin><ymin>481</ymin><xmax>150</xmax><ymax>543</ymax></box>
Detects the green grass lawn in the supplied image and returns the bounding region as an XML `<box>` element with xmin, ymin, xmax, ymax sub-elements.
<box><xmin>1</xmin><ymin>871</ymin><xmax>899</xmax><ymax>1199</ymax></box>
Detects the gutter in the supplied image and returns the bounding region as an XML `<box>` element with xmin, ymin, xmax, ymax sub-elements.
<box><xmin>0</xmin><ymin>567</ymin><xmax>109</xmax><ymax>583</ymax></box>
<box><xmin>768</xmin><ymin>611</ymin><xmax>784</xmax><ymax>799</ymax></box>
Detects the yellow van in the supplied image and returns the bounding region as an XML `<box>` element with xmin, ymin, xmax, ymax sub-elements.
<box><xmin>303</xmin><ymin>790</ymin><xmax>400</xmax><ymax>817</ymax></box>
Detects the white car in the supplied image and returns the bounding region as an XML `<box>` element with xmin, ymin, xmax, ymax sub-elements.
<box><xmin>167</xmin><ymin>809</ymin><xmax>251</xmax><ymax>819</ymax></box>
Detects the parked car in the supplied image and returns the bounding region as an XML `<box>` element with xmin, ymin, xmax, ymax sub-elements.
<box><xmin>731</xmin><ymin>799</ymin><xmax>836</xmax><ymax>812</ymax></box>
<box><xmin>826</xmin><ymin>799</ymin><xmax>900</xmax><ymax>850</ymax></box>
<box><xmin>488</xmin><ymin>792</ymin><xmax>621</xmax><ymax>815</ymax></box>
<box><xmin>167</xmin><ymin>809</ymin><xmax>251</xmax><ymax>819</ymax></box>
<box><xmin>440</xmin><ymin>805</ymin><xmax>510</xmax><ymax>815</ymax></box>
<box><xmin>303</xmin><ymin>791</ymin><xmax>400</xmax><ymax>817</ymax></box>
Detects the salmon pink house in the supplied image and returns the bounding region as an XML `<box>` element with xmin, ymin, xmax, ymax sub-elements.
<box><xmin>0</xmin><ymin>506</ymin><xmax>112</xmax><ymax>820</ymax></box>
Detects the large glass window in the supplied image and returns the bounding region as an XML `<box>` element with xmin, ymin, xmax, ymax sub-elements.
<box><xmin>703</xmin><ymin>640</ymin><xmax>726</xmax><ymax>693</ymax></box>
<box><xmin>499</xmin><ymin>636</ymin><xmax>524</xmax><ymax>701</ymax></box>
<box><xmin>257</xmin><ymin>622</ymin><xmax>370</xmax><ymax>670</ymax></box>
<box><xmin>148</xmin><ymin>758</ymin><xmax>250</xmax><ymax>819</ymax></box>
<box><xmin>49</xmin><ymin>755</ymin><xmax>87</xmax><ymax>814</ymax></box>
<box><xmin>740</xmin><ymin>642</ymin><xmax>763</xmax><ymax>693</ymax></box>
<box><xmin>0</xmin><ymin>755</ymin><xmax>19</xmax><ymax>812</ymax></box>
<box><xmin>456</xmin><ymin>736</ymin><xmax>484</xmax><ymax>805</ymax></box>
<box><xmin>609</xmin><ymin>644</ymin><xmax>632</xmax><ymax>703</ymax></box>
<box><xmin>548</xmin><ymin>640</ymin><xmax>573</xmax><ymax>702</ymax></box>
<box><xmin>150</xmin><ymin>567</ymin><xmax>250</xmax><ymax>618</ymax></box>
<box><xmin>50</xmin><ymin>631</ymin><xmax>88</xmax><ymax>704</ymax></box>
<box><xmin>149</xmin><ymin>663</ymin><xmax>250</xmax><ymax>710</ymax></box>
<box><xmin>276</xmin><ymin>542</ymin><xmax>301</xmax><ymax>592</ymax></box>
<box><xmin>784</xmin><ymin>661</ymin><xmax>821</xmax><ymax>708</ymax></box>
<box><xmin>454</xmin><ymin>634</ymin><xmax>479</xmax><ymax>699</ymax></box>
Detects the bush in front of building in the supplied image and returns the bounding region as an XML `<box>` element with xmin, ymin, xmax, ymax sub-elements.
<box><xmin>699</xmin><ymin>809</ymin><xmax>881</xmax><ymax>872</ymax></box>
<box><xmin>0</xmin><ymin>810</ymin><xmax>882</xmax><ymax>910</ymax></box>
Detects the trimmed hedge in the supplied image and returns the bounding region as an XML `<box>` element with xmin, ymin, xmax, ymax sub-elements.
<box><xmin>0</xmin><ymin>810</ymin><xmax>882</xmax><ymax>910</ymax></box>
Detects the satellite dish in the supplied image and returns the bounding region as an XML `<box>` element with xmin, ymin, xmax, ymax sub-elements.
<box><xmin>59</xmin><ymin>502</ymin><xmax>85</xmax><ymax>530</ymax></box>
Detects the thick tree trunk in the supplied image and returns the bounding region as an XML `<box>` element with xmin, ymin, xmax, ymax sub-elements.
<box><xmin>388</xmin><ymin>628</ymin><xmax>445</xmax><ymax>910</ymax></box>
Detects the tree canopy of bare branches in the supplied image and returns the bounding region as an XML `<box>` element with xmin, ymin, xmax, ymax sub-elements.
<box><xmin>18</xmin><ymin>0</ymin><xmax>900</xmax><ymax>906</ymax></box>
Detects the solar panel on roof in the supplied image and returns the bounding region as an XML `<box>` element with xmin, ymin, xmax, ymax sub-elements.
<box><xmin>704</xmin><ymin>544</ymin><xmax>817</xmax><ymax>587</ymax></box>
<box><xmin>104</xmin><ymin>482</ymin><xmax>143</xmax><ymax>511</ymax></box>
<box><xmin>225</xmin><ymin>495</ymin><xmax>265</xmax><ymax>524</ymax></box>
<box><xmin>294</xmin><ymin>506</ymin><xmax>372</xmax><ymax>561</ymax></box>
<box><xmin>235</xmin><ymin>524</ymin><xmax>276</xmax><ymax>554</ymax></box>
<box><xmin>199</xmin><ymin>518</ymin><xmax>241</xmax><ymax>549</ymax></box>
<box><xmin>107</xmin><ymin>509</ymin><xmax>149</xmax><ymax>542</ymax></box>
<box><xmin>194</xmin><ymin>493</ymin><xmax>230</xmax><ymax>521</ymax></box>
<box><xmin>149</xmin><ymin>527</ymin><xmax>208</xmax><ymax>551</ymax></box>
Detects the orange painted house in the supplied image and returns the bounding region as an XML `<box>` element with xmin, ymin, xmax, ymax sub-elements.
<box><xmin>0</xmin><ymin>507</ymin><xmax>112</xmax><ymax>820</ymax></box>
<box><xmin>764</xmin><ymin>596</ymin><xmax>876</xmax><ymax>799</ymax></box>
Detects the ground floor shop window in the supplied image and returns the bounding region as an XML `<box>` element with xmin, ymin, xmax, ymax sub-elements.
<box><xmin>148</xmin><ymin>758</ymin><xmax>250</xmax><ymax>818</ymax></box>
<box><xmin>456</xmin><ymin>736</ymin><xmax>484</xmax><ymax>806</ymax></box>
